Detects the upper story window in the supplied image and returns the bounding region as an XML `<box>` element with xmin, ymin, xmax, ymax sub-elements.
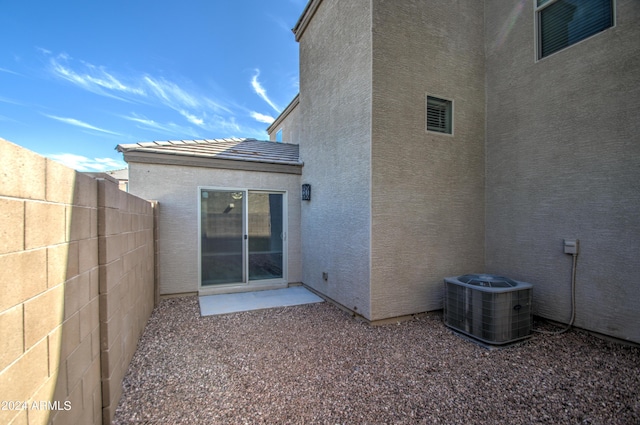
<box><xmin>536</xmin><ymin>0</ymin><xmax>614</xmax><ymax>60</ymax></box>
<box><xmin>426</xmin><ymin>96</ymin><xmax>453</xmax><ymax>135</ymax></box>
<box><xmin>276</xmin><ymin>129</ymin><xmax>283</xmax><ymax>143</ymax></box>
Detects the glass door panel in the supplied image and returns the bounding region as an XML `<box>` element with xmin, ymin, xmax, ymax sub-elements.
<box><xmin>200</xmin><ymin>190</ymin><xmax>245</xmax><ymax>286</ymax></box>
<box><xmin>248</xmin><ymin>192</ymin><xmax>283</xmax><ymax>281</ymax></box>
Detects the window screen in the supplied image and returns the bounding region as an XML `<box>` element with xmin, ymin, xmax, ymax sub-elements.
<box><xmin>537</xmin><ymin>0</ymin><xmax>614</xmax><ymax>59</ymax></box>
<box><xmin>427</xmin><ymin>96</ymin><xmax>453</xmax><ymax>134</ymax></box>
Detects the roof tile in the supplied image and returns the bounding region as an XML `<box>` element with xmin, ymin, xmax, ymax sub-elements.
<box><xmin>117</xmin><ymin>138</ymin><xmax>302</xmax><ymax>166</ymax></box>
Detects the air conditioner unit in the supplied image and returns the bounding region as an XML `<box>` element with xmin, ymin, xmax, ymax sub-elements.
<box><xmin>444</xmin><ymin>274</ymin><xmax>533</xmax><ymax>345</ymax></box>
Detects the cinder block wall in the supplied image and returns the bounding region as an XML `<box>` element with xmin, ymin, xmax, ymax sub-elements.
<box><xmin>96</xmin><ymin>178</ymin><xmax>155</xmax><ymax>424</ymax></box>
<box><xmin>0</xmin><ymin>138</ymin><xmax>156</xmax><ymax>424</ymax></box>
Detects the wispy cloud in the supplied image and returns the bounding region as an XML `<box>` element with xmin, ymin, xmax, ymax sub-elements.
<box><xmin>0</xmin><ymin>67</ymin><xmax>21</xmax><ymax>76</ymax></box>
<box><xmin>49</xmin><ymin>53</ymin><xmax>144</xmax><ymax>100</ymax></box>
<box><xmin>44</xmin><ymin>114</ymin><xmax>122</xmax><ymax>136</ymax></box>
<box><xmin>251</xmin><ymin>69</ymin><xmax>280</xmax><ymax>113</ymax></box>
<box><xmin>47</xmin><ymin>153</ymin><xmax>126</xmax><ymax>172</ymax></box>
<box><xmin>250</xmin><ymin>111</ymin><xmax>275</xmax><ymax>124</ymax></box>
<box><xmin>43</xmin><ymin>51</ymin><xmax>277</xmax><ymax>140</ymax></box>
<box><xmin>0</xmin><ymin>95</ymin><xmax>25</xmax><ymax>106</ymax></box>
<box><xmin>122</xmin><ymin>113</ymin><xmax>201</xmax><ymax>138</ymax></box>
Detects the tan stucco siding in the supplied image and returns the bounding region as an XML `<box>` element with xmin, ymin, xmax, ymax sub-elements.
<box><xmin>298</xmin><ymin>0</ymin><xmax>373</xmax><ymax>318</ymax></box>
<box><xmin>268</xmin><ymin>95</ymin><xmax>301</xmax><ymax>144</ymax></box>
<box><xmin>128</xmin><ymin>162</ymin><xmax>302</xmax><ymax>295</ymax></box>
<box><xmin>484</xmin><ymin>0</ymin><xmax>640</xmax><ymax>343</ymax></box>
<box><xmin>369</xmin><ymin>0</ymin><xmax>486</xmax><ymax>320</ymax></box>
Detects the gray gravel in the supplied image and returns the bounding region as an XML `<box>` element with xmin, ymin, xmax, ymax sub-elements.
<box><xmin>113</xmin><ymin>296</ymin><xmax>640</xmax><ymax>425</ymax></box>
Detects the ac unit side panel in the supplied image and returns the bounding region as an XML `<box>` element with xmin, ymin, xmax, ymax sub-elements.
<box><xmin>443</xmin><ymin>279</ymin><xmax>532</xmax><ymax>345</ymax></box>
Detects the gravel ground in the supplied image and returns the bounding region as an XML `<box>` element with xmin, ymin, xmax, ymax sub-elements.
<box><xmin>113</xmin><ymin>296</ymin><xmax>640</xmax><ymax>425</ymax></box>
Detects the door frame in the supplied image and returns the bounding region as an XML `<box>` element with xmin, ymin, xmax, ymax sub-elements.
<box><xmin>198</xmin><ymin>186</ymin><xmax>288</xmax><ymax>296</ymax></box>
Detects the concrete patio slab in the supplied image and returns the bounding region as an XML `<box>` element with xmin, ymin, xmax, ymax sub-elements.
<box><xmin>199</xmin><ymin>286</ymin><xmax>324</xmax><ymax>316</ymax></box>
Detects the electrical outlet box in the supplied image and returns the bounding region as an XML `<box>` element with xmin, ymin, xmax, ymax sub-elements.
<box><xmin>564</xmin><ymin>239</ymin><xmax>579</xmax><ymax>255</ymax></box>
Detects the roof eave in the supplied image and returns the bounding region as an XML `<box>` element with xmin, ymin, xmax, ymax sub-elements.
<box><xmin>292</xmin><ymin>0</ymin><xmax>324</xmax><ymax>42</ymax></box>
<box><xmin>266</xmin><ymin>93</ymin><xmax>300</xmax><ymax>134</ymax></box>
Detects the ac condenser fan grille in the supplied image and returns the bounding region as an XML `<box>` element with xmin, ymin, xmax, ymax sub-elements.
<box><xmin>444</xmin><ymin>274</ymin><xmax>533</xmax><ymax>345</ymax></box>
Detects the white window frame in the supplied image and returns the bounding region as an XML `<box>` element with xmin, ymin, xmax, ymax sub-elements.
<box><xmin>535</xmin><ymin>0</ymin><xmax>616</xmax><ymax>61</ymax></box>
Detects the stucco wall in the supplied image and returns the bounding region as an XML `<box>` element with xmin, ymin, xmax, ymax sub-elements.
<box><xmin>268</xmin><ymin>96</ymin><xmax>301</xmax><ymax>144</ymax></box>
<box><xmin>127</xmin><ymin>162</ymin><xmax>301</xmax><ymax>295</ymax></box>
<box><xmin>0</xmin><ymin>138</ymin><xmax>155</xmax><ymax>424</ymax></box>
<box><xmin>369</xmin><ymin>0</ymin><xmax>486</xmax><ymax>320</ymax></box>
<box><xmin>484</xmin><ymin>1</ymin><xmax>640</xmax><ymax>343</ymax></box>
<box><xmin>297</xmin><ymin>0</ymin><xmax>373</xmax><ymax>318</ymax></box>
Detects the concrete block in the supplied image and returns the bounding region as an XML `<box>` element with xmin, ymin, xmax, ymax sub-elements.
<box><xmin>67</xmin><ymin>205</ymin><xmax>92</xmax><ymax>242</ymax></box>
<box><xmin>45</xmin><ymin>158</ymin><xmax>77</xmax><ymax>204</ymax></box>
<box><xmin>92</xmin><ymin>385</ymin><xmax>102</xmax><ymax>424</ymax></box>
<box><xmin>24</xmin><ymin>284</ymin><xmax>64</xmax><ymax>350</ymax></box>
<box><xmin>0</xmin><ymin>304</ymin><xmax>23</xmax><ymax>371</ymax></box>
<box><xmin>100</xmin><ymin>333</ymin><xmax>123</xmax><ymax>378</ymax></box>
<box><xmin>47</xmin><ymin>243</ymin><xmax>69</xmax><ymax>288</ymax></box>
<box><xmin>89</xmin><ymin>267</ymin><xmax>99</xmax><ymax>299</ymax></box>
<box><xmin>99</xmin><ymin>308</ymin><xmax>122</xmax><ymax>351</ymax></box>
<box><xmin>83</xmin><ymin>352</ymin><xmax>101</xmax><ymax>397</ymax></box>
<box><xmin>98</xmin><ymin>206</ymin><xmax>122</xmax><ymax>237</ymax></box>
<box><xmin>97</xmin><ymin>178</ymin><xmax>120</xmax><ymax>209</ymax></box>
<box><xmin>99</xmin><ymin>291</ymin><xmax>122</xmax><ymax>325</ymax></box>
<box><xmin>0</xmin><ymin>198</ymin><xmax>24</xmax><ymax>255</ymax></box>
<box><xmin>1</xmin><ymin>408</ymin><xmax>25</xmax><ymax>425</ymax></box>
<box><xmin>52</xmin><ymin>358</ymin><xmax>67</xmax><ymax>400</ymax></box>
<box><xmin>59</xmin><ymin>312</ymin><xmax>80</xmax><ymax>361</ymax></box>
<box><xmin>90</xmin><ymin>207</ymin><xmax>98</xmax><ymax>238</ymax></box>
<box><xmin>101</xmin><ymin>358</ymin><xmax>123</xmax><ymax>407</ymax></box>
<box><xmin>48</xmin><ymin>325</ymin><xmax>62</xmax><ymax>378</ymax></box>
<box><xmin>0</xmin><ymin>249</ymin><xmax>47</xmax><ymax>311</ymax></box>
<box><xmin>98</xmin><ymin>234</ymin><xmax>123</xmax><ymax>265</ymax></box>
<box><xmin>65</xmin><ymin>241</ymin><xmax>80</xmax><ymax>280</ymax></box>
<box><xmin>118</xmin><ymin>189</ymin><xmax>129</xmax><ymax>212</ymax></box>
<box><xmin>73</xmin><ymin>172</ymin><xmax>98</xmax><ymax>208</ymax></box>
<box><xmin>66</xmin><ymin>336</ymin><xmax>92</xmax><ymax>391</ymax></box>
<box><xmin>79</xmin><ymin>237</ymin><xmax>98</xmax><ymax>275</ymax></box>
<box><xmin>24</xmin><ymin>201</ymin><xmax>66</xmax><ymax>249</ymax></box>
<box><xmin>0</xmin><ymin>138</ymin><xmax>46</xmax><ymax>200</ymax></box>
<box><xmin>91</xmin><ymin>327</ymin><xmax>100</xmax><ymax>359</ymax></box>
<box><xmin>28</xmin><ymin>373</ymin><xmax>59</xmax><ymax>425</ymax></box>
<box><xmin>63</xmin><ymin>275</ymin><xmax>82</xmax><ymax>320</ymax></box>
<box><xmin>98</xmin><ymin>259</ymin><xmax>123</xmax><ymax>295</ymax></box>
<box><xmin>73</xmin><ymin>270</ymin><xmax>91</xmax><ymax>313</ymax></box>
<box><xmin>53</xmin><ymin>373</ymin><xmax>83</xmax><ymax>425</ymax></box>
<box><xmin>79</xmin><ymin>298</ymin><xmax>99</xmax><ymax>341</ymax></box>
<box><xmin>0</xmin><ymin>337</ymin><xmax>48</xmax><ymax>405</ymax></box>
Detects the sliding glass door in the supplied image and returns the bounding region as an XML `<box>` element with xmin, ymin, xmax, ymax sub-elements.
<box><xmin>200</xmin><ymin>190</ymin><xmax>245</xmax><ymax>285</ymax></box>
<box><xmin>248</xmin><ymin>192</ymin><xmax>283</xmax><ymax>281</ymax></box>
<box><xmin>200</xmin><ymin>188</ymin><xmax>285</xmax><ymax>287</ymax></box>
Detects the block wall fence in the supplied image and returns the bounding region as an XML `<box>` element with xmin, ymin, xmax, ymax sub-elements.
<box><xmin>0</xmin><ymin>138</ymin><xmax>157</xmax><ymax>425</ymax></box>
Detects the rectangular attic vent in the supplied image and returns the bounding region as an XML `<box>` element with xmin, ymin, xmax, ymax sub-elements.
<box><xmin>427</xmin><ymin>95</ymin><xmax>453</xmax><ymax>134</ymax></box>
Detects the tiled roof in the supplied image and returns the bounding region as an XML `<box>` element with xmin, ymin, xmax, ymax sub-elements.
<box><xmin>116</xmin><ymin>138</ymin><xmax>302</xmax><ymax>166</ymax></box>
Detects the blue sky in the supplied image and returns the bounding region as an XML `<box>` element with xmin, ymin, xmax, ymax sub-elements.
<box><xmin>0</xmin><ymin>0</ymin><xmax>305</xmax><ymax>171</ymax></box>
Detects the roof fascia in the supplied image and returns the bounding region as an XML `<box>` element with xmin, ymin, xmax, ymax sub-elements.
<box><xmin>123</xmin><ymin>151</ymin><xmax>302</xmax><ymax>175</ymax></box>
<box><xmin>292</xmin><ymin>0</ymin><xmax>324</xmax><ymax>42</ymax></box>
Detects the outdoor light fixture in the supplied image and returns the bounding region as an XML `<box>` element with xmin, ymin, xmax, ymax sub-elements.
<box><xmin>302</xmin><ymin>184</ymin><xmax>311</xmax><ymax>201</ymax></box>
